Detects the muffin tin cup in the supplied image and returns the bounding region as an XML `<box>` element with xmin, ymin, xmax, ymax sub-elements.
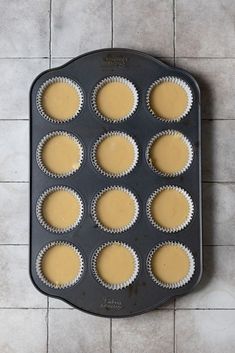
<box><xmin>92</xmin><ymin>241</ymin><xmax>140</xmax><ymax>290</ymax></box>
<box><xmin>36</xmin><ymin>186</ymin><xmax>84</xmax><ymax>233</ymax></box>
<box><xmin>91</xmin><ymin>131</ymin><xmax>139</xmax><ymax>178</ymax></box>
<box><xmin>146</xmin><ymin>76</ymin><xmax>193</xmax><ymax>122</ymax></box>
<box><xmin>146</xmin><ymin>129</ymin><xmax>194</xmax><ymax>177</ymax></box>
<box><xmin>36</xmin><ymin>76</ymin><xmax>84</xmax><ymax>123</ymax></box>
<box><xmin>146</xmin><ymin>185</ymin><xmax>194</xmax><ymax>233</ymax></box>
<box><xmin>147</xmin><ymin>241</ymin><xmax>195</xmax><ymax>289</ymax></box>
<box><xmin>91</xmin><ymin>76</ymin><xmax>139</xmax><ymax>123</ymax></box>
<box><xmin>36</xmin><ymin>131</ymin><xmax>84</xmax><ymax>178</ymax></box>
<box><xmin>36</xmin><ymin>241</ymin><xmax>84</xmax><ymax>289</ymax></box>
<box><xmin>91</xmin><ymin>186</ymin><xmax>139</xmax><ymax>234</ymax></box>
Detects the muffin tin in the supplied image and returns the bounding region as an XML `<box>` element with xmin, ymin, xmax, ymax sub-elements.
<box><xmin>30</xmin><ymin>48</ymin><xmax>202</xmax><ymax>317</ymax></box>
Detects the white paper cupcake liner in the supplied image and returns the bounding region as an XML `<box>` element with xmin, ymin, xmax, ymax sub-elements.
<box><xmin>92</xmin><ymin>241</ymin><xmax>140</xmax><ymax>290</ymax></box>
<box><xmin>91</xmin><ymin>186</ymin><xmax>139</xmax><ymax>233</ymax></box>
<box><xmin>36</xmin><ymin>186</ymin><xmax>84</xmax><ymax>233</ymax></box>
<box><xmin>147</xmin><ymin>241</ymin><xmax>195</xmax><ymax>289</ymax></box>
<box><xmin>36</xmin><ymin>241</ymin><xmax>84</xmax><ymax>289</ymax></box>
<box><xmin>36</xmin><ymin>130</ymin><xmax>84</xmax><ymax>178</ymax></box>
<box><xmin>146</xmin><ymin>129</ymin><xmax>193</xmax><ymax>177</ymax></box>
<box><xmin>146</xmin><ymin>185</ymin><xmax>194</xmax><ymax>233</ymax></box>
<box><xmin>36</xmin><ymin>76</ymin><xmax>84</xmax><ymax>123</ymax></box>
<box><xmin>91</xmin><ymin>76</ymin><xmax>139</xmax><ymax>123</ymax></box>
<box><xmin>91</xmin><ymin>131</ymin><xmax>139</xmax><ymax>178</ymax></box>
<box><xmin>146</xmin><ymin>76</ymin><xmax>193</xmax><ymax>122</ymax></box>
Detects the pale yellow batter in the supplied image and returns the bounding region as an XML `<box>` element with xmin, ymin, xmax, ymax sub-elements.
<box><xmin>96</xmin><ymin>82</ymin><xmax>134</xmax><ymax>120</ymax></box>
<box><xmin>150</xmin><ymin>189</ymin><xmax>190</xmax><ymax>230</ymax></box>
<box><xmin>41</xmin><ymin>244</ymin><xmax>81</xmax><ymax>286</ymax></box>
<box><xmin>41</xmin><ymin>134</ymin><xmax>82</xmax><ymax>175</ymax></box>
<box><xmin>96</xmin><ymin>243</ymin><xmax>135</xmax><ymax>285</ymax></box>
<box><xmin>150</xmin><ymin>81</ymin><xmax>188</xmax><ymax>120</ymax></box>
<box><xmin>42</xmin><ymin>189</ymin><xmax>81</xmax><ymax>230</ymax></box>
<box><xmin>42</xmin><ymin>81</ymin><xmax>80</xmax><ymax>121</ymax></box>
<box><xmin>96</xmin><ymin>189</ymin><xmax>136</xmax><ymax>230</ymax></box>
<box><xmin>96</xmin><ymin>134</ymin><xmax>135</xmax><ymax>175</ymax></box>
<box><xmin>149</xmin><ymin>133</ymin><xmax>190</xmax><ymax>174</ymax></box>
<box><xmin>151</xmin><ymin>244</ymin><xmax>190</xmax><ymax>284</ymax></box>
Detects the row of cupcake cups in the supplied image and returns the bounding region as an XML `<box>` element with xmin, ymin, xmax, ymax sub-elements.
<box><xmin>36</xmin><ymin>185</ymin><xmax>194</xmax><ymax>234</ymax></box>
<box><xmin>36</xmin><ymin>240</ymin><xmax>195</xmax><ymax>291</ymax></box>
<box><xmin>36</xmin><ymin>75</ymin><xmax>193</xmax><ymax>124</ymax></box>
<box><xmin>36</xmin><ymin>129</ymin><xmax>194</xmax><ymax>179</ymax></box>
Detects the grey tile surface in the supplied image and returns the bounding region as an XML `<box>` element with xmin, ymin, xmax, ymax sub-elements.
<box><xmin>112</xmin><ymin>310</ymin><xmax>174</xmax><ymax>353</ymax></box>
<box><xmin>113</xmin><ymin>0</ymin><xmax>173</xmax><ymax>57</ymax></box>
<box><xmin>176</xmin><ymin>310</ymin><xmax>235</xmax><ymax>353</ymax></box>
<box><xmin>0</xmin><ymin>309</ymin><xmax>47</xmax><ymax>353</ymax></box>
<box><xmin>0</xmin><ymin>59</ymin><xmax>48</xmax><ymax>119</ymax></box>
<box><xmin>52</xmin><ymin>0</ymin><xmax>111</xmax><ymax>57</ymax></box>
<box><xmin>49</xmin><ymin>298</ymin><xmax>73</xmax><ymax>309</ymax></box>
<box><xmin>176</xmin><ymin>58</ymin><xmax>235</xmax><ymax>120</ymax></box>
<box><xmin>0</xmin><ymin>183</ymin><xmax>29</xmax><ymax>244</ymax></box>
<box><xmin>176</xmin><ymin>0</ymin><xmax>235</xmax><ymax>57</ymax></box>
<box><xmin>176</xmin><ymin>246</ymin><xmax>235</xmax><ymax>309</ymax></box>
<box><xmin>0</xmin><ymin>121</ymin><xmax>29</xmax><ymax>181</ymax></box>
<box><xmin>0</xmin><ymin>246</ymin><xmax>47</xmax><ymax>308</ymax></box>
<box><xmin>0</xmin><ymin>0</ymin><xmax>49</xmax><ymax>57</ymax></box>
<box><xmin>202</xmin><ymin>120</ymin><xmax>235</xmax><ymax>182</ymax></box>
<box><xmin>49</xmin><ymin>309</ymin><xmax>110</xmax><ymax>353</ymax></box>
<box><xmin>203</xmin><ymin>183</ymin><xmax>235</xmax><ymax>245</ymax></box>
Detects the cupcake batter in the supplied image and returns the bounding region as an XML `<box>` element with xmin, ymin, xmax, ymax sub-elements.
<box><xmin>41</xmin><ymin>244</ymin><xmax>81</xmax><ymax>286</ymax></box>
<box><xmin>42</xmin><ymin>81</ymin><xmax>80</xmax><ymax>121</ymax></box>
<box><xmin>42</xmin><ymin>189</ymin><xmax>81</xmax><ymax>230</ymax></box>
<box><xmin>151</xmin><ymin>244</ymin><xmax>190</xmax><ymax>284</ymax></box>
<box><xmin>41</xmin><ymin>134</ymin><xmax>82</xmax><ymax>175</ymax></box>
<box><xmin>96</xmin><ymin>134</ymin><xmax>136</xmax><ymax>175</ymax></box>
<box><xmin>96</xmin><ymin>82</ymin><xmax>134</xmax><ymax>120</ymax></box>
<box><xmin>96</xmin><ymin>243</ymin><xmax>135</xmax><ymax>285</ymax></box>
<box><xmin>96</xmin><ymin>189</ymin><xmax>136</xmax><ymax>230</ymax></box>
<box><xmin>149</xmin><ymin>133</ymin><xmax>190</xmax><ymax>174</ymax></box>
<box><xmin>151</xmin><ymin>188</ymin><xmax>190</xmax><ymax>230</ymax></box>
<box><xmin>150</xmin><ymin>81</ymin><xmax>188</xmax><ymax>120</ymax></box>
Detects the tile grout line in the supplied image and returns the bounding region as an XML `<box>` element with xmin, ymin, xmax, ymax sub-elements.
<box><xmin>110</xmin><ymin>318</ymin><xmax>112</xmax><ymax>353</ymax></box>
<box><xmin>111</xmin><ymin>0</ymin><xmax>114</xmax><ymax>48</ymax></box>
<box><xmin>173</xmin><ymin>0</ymin><xmax>176</xmax><ymax>66</ymax></box>
<box><xmin>1</xmin><ymin>56</ymin><xmax>235</xmax><ymax>60</ymax></box>
<box><xmin>173</xmin><ymin>298</ymin><xmax>176</xmax><ymax>353</ymax></box>
<box><xmin>46</xmin><ymin>297</ymin><xmax>49</xmax><ymax>353</ymax></box>
<box><xmin>49</xmin><ymin>0</ymin><xmax>52</xmax><ymax>68</ymax></box>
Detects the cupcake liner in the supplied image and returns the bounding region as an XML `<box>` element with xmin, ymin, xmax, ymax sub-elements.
<box><xmin>36</xmin><ymin>241</ymin><xmax>84</xmax><ymax>289</ymax></box>
<box><xmin>91</xmin><ymin>131</ymin><xmax>139</xmax><ymax>178</ymax></box>
<box><xmin>36</xmin><ymin>130</ymin><xmax>84</xmax><ymax>178</ymax></box>
<box><xmin>146</xmin><ymin>185</ymin><xmax>194</xmax><ymax>233</ymax></box>
<box><xmin>36</xmin><ymin>76</ymin><xmax>84</xmax><ymax>123</ymax></box>
<box><xmin>146</xmin><ymin>129</ymin><xmax>193</xmax><ymax>177</ymax></box>
<box><xmin>91</xmin><ymin>76</ymin><xmax>139</xmax><ymax>123</ymax></box>
<box><xmin>91</xmin><ymin>186</ymin><xmax>139</xmax><ymax>233</ymax></box>
<box><xmin>147</xmin><ymin>241</ymin><xmax>195</xmax><ymax>289</ymax></box>
<box><xmin>92</xmin><ymin>241</ymin><xmax>140</xmax><ymax>290</ymax></box>
<box><xmin>146</xmin><ymin>76</ymin><xmax>193</xmax><ymax>122</ymax></box>
<box><xmin>36</xmin><ymin>186</ymin><xmax>84</xmax><ymax>233</ymax></box>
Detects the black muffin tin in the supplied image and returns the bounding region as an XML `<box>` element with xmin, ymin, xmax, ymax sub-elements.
<box><xmin>30</xmin><ymin>48</ymin><xmax>202</xmax><ymax>317</ymax></box>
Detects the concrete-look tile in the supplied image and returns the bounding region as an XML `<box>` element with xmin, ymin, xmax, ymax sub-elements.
<box><xmin>49</xmin><ymin>298</ymin><xmax>72</xmax><ymax>309</ymax></box>
<box><xmin>0</xmin><ymin>183</ymin><xmax>29</xmax><ymax>244</ymax></box>
<box><xmin>202</xmin><ymin>120</ymin><xmax>235</xmax><ymax>182</ymax></box>
<box><xmin>176</xmin><ymin>310</ymin><xmax>235</xmax><ymax>353</ymax></box>
<box><xmin>0</xmin><ymin>121</ymin><xmax>29</xmax><ymax>181</ymax></box>
<box><xmin>203</xmin><ymin>183</ymin><xmax>235</xmax><ymax>245</ymax></box>
<box><xmin>49</xmin><ymin>309</ymin><xmax>110</xmax><ymax>353</ymax></box>
<box><xmin>176</xmin><ymin>59</ymin><xmax>235</xmax><ymax>120</ymax></box>
<box><xmin>0</xmin><ymin>59</ymin><xmax>48</xmax><ymax>119</ymax></box>
<box><xmin>176</xmin><ymin>246</ymin><xmax>235</xmax><ymax>309</ymax></box>
<box><xmin>114</xmin><ymin>0</ymin><xmax>173</xmax><ymax>57</ymax></box>
<box><xmin>52</xmin><ymin>0</ymin><xmax>111</xmax><ymax>57</ymax></box>
<box><xmin>112</xmin><ymin>310</ymin><xmax>174</xmax><ymax>353</ymax></box>
<box><xmin>0</xmin><ymin>0</ymin><xmax>49</xmax><ymax>57</ymax></box>
<box><xmin>0</xmin><ymin>246</ymin><xmax>47</xmax><ymax>308</ymax></box>
<box><xmin>0</xmin><ymin>309</ymin><xmax>47</xmax><ymax>353</ymax></box>
<box><xmin>176</xmin><ymin>0</ymin><xmax>235</xmax><ymax>57</ymax></box>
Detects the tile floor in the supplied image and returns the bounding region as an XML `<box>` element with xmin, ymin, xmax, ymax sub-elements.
<box><xmin>0</xmin><ymin>0</ymin><xmax>234</xmax><ymax>352</ymax></box>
